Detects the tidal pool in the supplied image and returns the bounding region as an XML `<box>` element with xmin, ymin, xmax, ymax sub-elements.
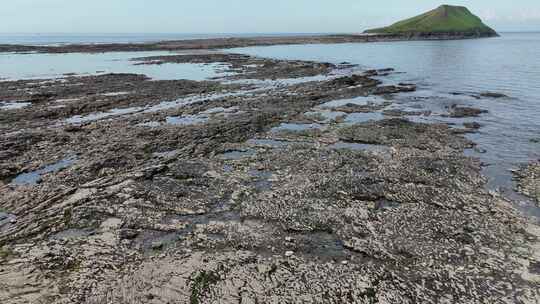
<box><xmin>11</xmin><ymin>156</ymin><xmax>77</xmax><ymax>185</ymax></box>
<box><xmin>0</xmin><ymin>101</ymin><xmax>31</xmax><ymax>110</ymax></box>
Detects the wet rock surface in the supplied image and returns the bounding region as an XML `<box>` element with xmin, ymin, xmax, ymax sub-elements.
<box><xmin>0</xmin><ymin>34</ymin><xmax>467</xmax><ymax>54</ymax></box>
<box><xmin>337</xmin><ymin>118</ymin><xmax>473</xmax><ymax>151</ymax></box>
<box><xmin>480</xmin><ymin>92</ymin><xmax>509</xmax><ymax>98</ymax></box>
<box><xmin>444</xmin><ymin>105</ymin><xmax>488</xmax><ymax>118</ymax></box>
<box><xmin>0</xmin><ymin>73</ymin><xmax>242</xmax><ymax>131</ymax></box>
<box><xmin>0</xmin><ymin>51</ymin><xmax>539</xmax><ymax>304</ymax></box>
<box><xmin>132</xmin><ymin>52</ymin><xmax>336</xmax><ymax>80</ymax></box>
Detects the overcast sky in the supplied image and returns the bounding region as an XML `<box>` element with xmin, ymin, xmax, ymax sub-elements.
<box><xmin>2</xmin><ymin>0</ymin><xmax>539</xmax><ymax>33</ymax></box>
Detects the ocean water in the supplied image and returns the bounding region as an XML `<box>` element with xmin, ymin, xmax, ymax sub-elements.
<box><xmin>0</xmin><ymin>33</ymin><xmax>326</xmax><ymax>81</ymax></box>
<box><xmin>0</xmin><ymin>33</ymin><xmax>327</xmax><ymax>46</ymax></box>
<box><xmin>0</xmin><ymin>51</ymin><xmax>231</xmax><ymax>81</ymax></box>
<box><xmin>233</xmin><ymin>33</ymin><xmax>540</xmax><ymax>213</ymax></box>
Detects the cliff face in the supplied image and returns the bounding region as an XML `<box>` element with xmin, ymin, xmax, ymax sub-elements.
<box><xmin>365</xmin><ymin>5</ymin><xmax>499</xmax><ymax>38</ymax></box>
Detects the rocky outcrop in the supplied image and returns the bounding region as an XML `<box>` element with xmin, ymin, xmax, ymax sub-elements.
<box><xmin>0</xmin><ymin>51</ymin><xmax>538</xmax><ymax>304</ymax></box>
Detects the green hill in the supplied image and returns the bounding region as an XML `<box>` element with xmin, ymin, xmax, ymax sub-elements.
<box><xmin>365</xmin><ymin>5</ymin><xmax>498</xmax><ymax>37</ymax></box>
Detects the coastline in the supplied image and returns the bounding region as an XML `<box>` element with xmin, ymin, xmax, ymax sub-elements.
<box><xmin>1</xmin><ymin>47</ymin><xmax>539</xmax><ymax>303</ymax></box>
<box><xmin>0</xmin><ymin>33</ymin><xmax>500</xmax><ymax>54</ymax></box>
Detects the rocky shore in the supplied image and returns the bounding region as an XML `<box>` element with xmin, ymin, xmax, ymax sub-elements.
<box><xmin>0</xmin><ymin>32</ymin><xmax>498</xmax><ymax>54</ymax></box>
<box><xmin>1</xmin><ymin>51</ymin><xmax>539</xmax><ymax>303</ymax></box>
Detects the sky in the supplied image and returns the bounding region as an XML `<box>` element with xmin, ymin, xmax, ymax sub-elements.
<box><xmin>2</xmin><ymin>0</ymin><xmax>540</xmax><ymax>33</ymax></box>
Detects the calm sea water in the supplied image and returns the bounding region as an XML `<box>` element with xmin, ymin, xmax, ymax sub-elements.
<box><xmin>0</xmin><ymin>33</ymin><xmax>327</xmax><ymax>46</ymax></box>
<box><xmin>0</xmin><ymin>51</ymin><xmax>232</xmax><ymax>81</ymax></box>
<box><xmin>233</xmin><ymin>33</ymin><xmax>540</xmax><ymax>215</ymax></box>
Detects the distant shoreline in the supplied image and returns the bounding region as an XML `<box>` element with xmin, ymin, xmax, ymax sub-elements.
<box><xmin>0</xmin><ymin>33</ymin><xmax>499</xmax><ymax>54</ymax></box>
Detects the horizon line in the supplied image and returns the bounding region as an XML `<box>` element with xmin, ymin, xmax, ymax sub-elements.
<box><xmin>1</xmin><ymin>30</ymin><xmax>539</xmax><ymax>35</ymax></box>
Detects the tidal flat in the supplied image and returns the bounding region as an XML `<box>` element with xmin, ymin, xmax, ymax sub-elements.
<box><xmin>1</xmin><ymin>45</ymin><xmax>539</xmax><ymax>303</ymax></box>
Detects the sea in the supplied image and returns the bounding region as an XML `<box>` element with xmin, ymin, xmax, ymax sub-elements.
<box><xmin>1</xmin><ymin>32</ymin><xmax>539</xmax><ymax>217</ymax></box>
<box><xmin>0</xmin><ymin>33</ymin><xmax>325</xmax><ymax>46</ymax></box>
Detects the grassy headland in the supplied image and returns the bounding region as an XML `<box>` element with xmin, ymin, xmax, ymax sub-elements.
<box><xmin>365</xmin><ymin>5</ymin><xmax>498</xmax><ymax>37</ymax></box>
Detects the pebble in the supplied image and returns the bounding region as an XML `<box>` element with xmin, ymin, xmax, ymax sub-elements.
<box><xmin>204</xmin><ymin>170</ymin><xmax>221</xmax><ymax>178</ymax></box>
<box><xmin>474</xmin><ymin>148</ymin><xmax>487</xmax><ymax>154</ymax></box>
<box><xmin>151</xmin><ymin>241</ymin><xmax>164</xmax><ymax>250</ymax></box>
<box><xmin>257</xmin><ymin>264</ymin><xmax>271</xmax><ymax>274</ymax></box>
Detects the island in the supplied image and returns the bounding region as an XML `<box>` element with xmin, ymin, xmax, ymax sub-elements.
<box><xmin>365</xmin><ymin>4</ymin><xmax>499</xmax><ymax>39</ymax></box>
